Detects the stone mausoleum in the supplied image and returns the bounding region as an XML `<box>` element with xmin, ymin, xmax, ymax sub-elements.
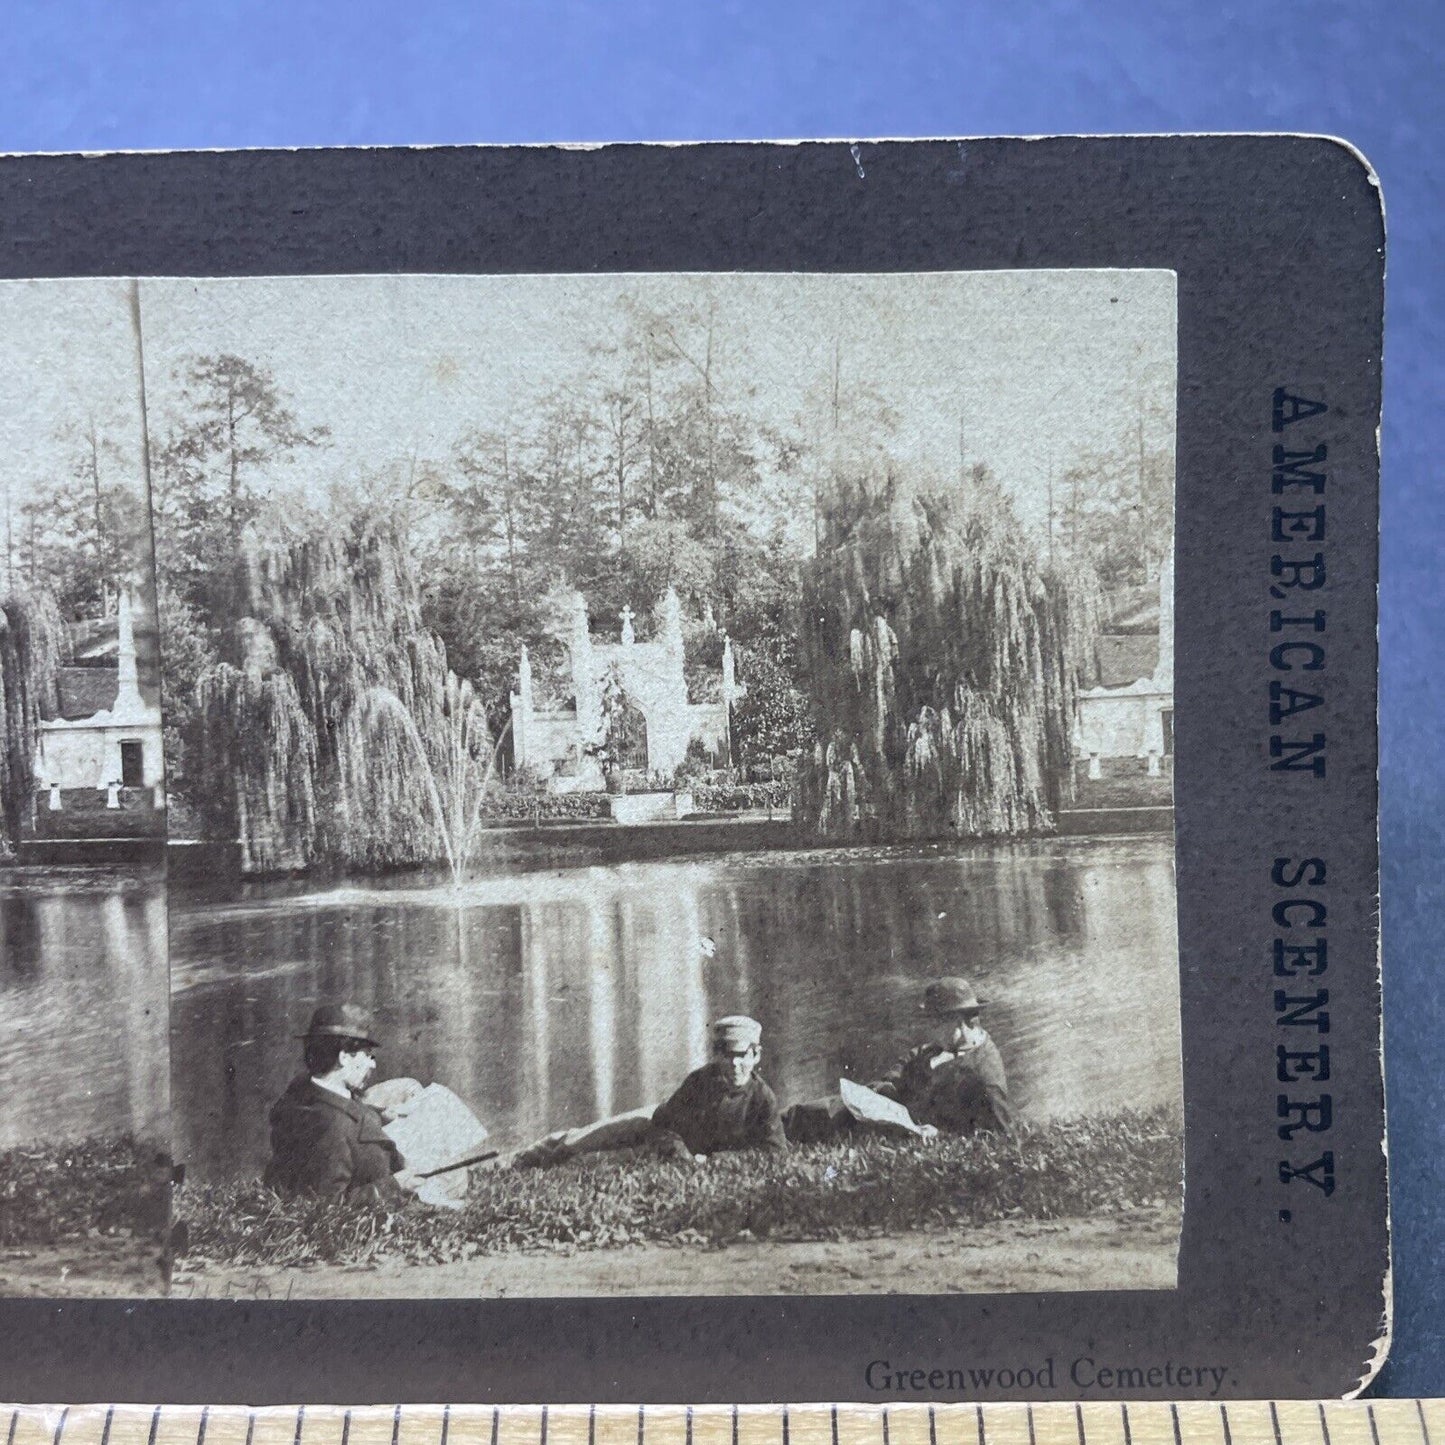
<box><xmin>511</xmin><ymin>588</ymin><xmax>742</xmax><ymax>794</ymax></box>
<box><xmin>30</xmin><ymin>590</ymin><xmax>166</xmax><ymax>839</ymax></box>
<box><xmin>1073</xmin><ymin>553</ymin><xmax>1174</xmax><ymax>780</ymax></box>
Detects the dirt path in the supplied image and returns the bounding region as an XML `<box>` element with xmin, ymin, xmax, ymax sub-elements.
<box><xmin>172</xmin><ymin>1205</ymin><xmax>1179</xmax><ymax>1300</ymax></box>
<box><xmin>0</xmin><ymin>1238</ymin><xmax>166</xmax><ymax>1297</ymax></box>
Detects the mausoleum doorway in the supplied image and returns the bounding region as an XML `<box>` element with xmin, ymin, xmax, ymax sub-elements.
<box><xmin>614</xmin><ymin>696</ymin><xmax>649</xmax><ymax>771</ymax></box>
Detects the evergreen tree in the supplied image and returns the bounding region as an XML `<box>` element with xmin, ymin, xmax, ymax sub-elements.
<box><xmin>152</xmin><ymin>354</ymin><xmax>327</xmax><ymax>629</ymax></box>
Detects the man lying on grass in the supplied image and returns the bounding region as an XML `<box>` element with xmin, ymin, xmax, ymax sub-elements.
<box><xmin>516</xmin><ymin>1014</ymin><xmax>787</xmax><ymax>1167</ymax></box>
<box><xmin>651</xmin><ymin>1014</ymin><xmax>788</xmax><ymax>1159</ymax></box>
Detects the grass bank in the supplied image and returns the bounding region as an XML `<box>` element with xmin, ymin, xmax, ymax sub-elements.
<box><xmin>180</xmin><ymin>1109</ymin><xmax>1180</xmax><ymax>1271</ymax></box>
<box><xmin>0</xmin><ymin>1136</ymin><xmax>171</xmax><ymax>1247</ymax></box>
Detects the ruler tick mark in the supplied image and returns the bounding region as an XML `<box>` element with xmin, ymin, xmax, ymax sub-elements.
<box><xmin>22</xmin><ymin>1404</ymin><xmax>1445</xmax><ymax>1445</ymax></box>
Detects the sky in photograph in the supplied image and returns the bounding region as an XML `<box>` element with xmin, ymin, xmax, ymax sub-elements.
<box><xmin>0</xmin><ymin>278</ymin><xmax>151</xmax><ymax>591</ymax></box>
<box><xmin>136</xmin><ymin>269</ymin><xmax>1177</xmax><ymax>541</ymax></box>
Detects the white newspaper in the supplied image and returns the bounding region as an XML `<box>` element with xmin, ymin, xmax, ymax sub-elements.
<box><xmin>364</xmin><ymin>1079</ymin><xmax>490</xmax><ymax>1208</ymax></box>
<box><xmin>838</xmin><ymin>1077</ymin><xmax>932</xmax><ymax>1137</ymax></box>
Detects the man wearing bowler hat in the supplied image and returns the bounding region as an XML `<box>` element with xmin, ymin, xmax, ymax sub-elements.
<box><xmin>650</xmin><ymin>1014</ymin><xmax>789</xmax><ymax>1159</ymax></box>
<box><xmin>869</xmin><ymin>977</ymin><xmax>1016</xmax><ymax>1137</ymax></box>
<box><xmin>264</xmin><ymin>1003</ymin><xmax>410</xmax><ymax>1199</ymax></box>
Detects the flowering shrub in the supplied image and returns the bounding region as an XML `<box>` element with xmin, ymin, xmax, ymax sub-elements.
<box><xmin>690</xmin><ymin>781</ymin><xmax>791</xmax><ymax>813</ymax></box>
<box><xmin>478</xmin><ymin>790</ymin><xmax>610</xmax><ymax>821</ymax></box>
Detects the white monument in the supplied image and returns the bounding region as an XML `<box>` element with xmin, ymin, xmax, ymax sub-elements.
<box><xmin>510</xmin><ymin>587</ymin><xmax>744</xmax><ymax>792</ymax></box>
<box><xmin>1073</xmin><ymin>553</ymin><xmax>1174</xmax><ymax>780</ymax></box>
<box><xmin>34</xmin><ymin>590</ymin><xmax>165</xmax><ymax>809</ymax></box>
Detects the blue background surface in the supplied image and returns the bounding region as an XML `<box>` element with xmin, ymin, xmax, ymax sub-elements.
<box><xmin>2</xmin><ymin>0</ymin><xmax>1438</xmax><ymax>1397</ymax></box>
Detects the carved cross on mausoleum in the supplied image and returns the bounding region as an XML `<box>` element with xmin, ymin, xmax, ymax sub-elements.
<box><xmin>619</xmin><ymin>605</ymin><xmax>635</xmax><ymax>645</ymax></box>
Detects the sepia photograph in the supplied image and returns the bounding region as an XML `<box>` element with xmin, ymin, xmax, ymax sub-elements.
<box><xmin>0</xmin><ymin>279</ymin><xmax>171</xmax><ymax>1297</ymax></box>
<box><xmin>148</xmin><ymin>270</ymin><xmax>1182</xmax><ymax>1298</ymax></box>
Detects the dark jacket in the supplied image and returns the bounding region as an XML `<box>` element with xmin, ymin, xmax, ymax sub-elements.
<box><xmin>651</xmin><ymin>1065</ymin><xmax>788</xmax><ymax>1156</ymax></box>
<box><xmin>264</xmin><ymin>1075</ymin><xmax>406</xmax><ymax>1198</ymax></box>
<box><xmin>871</xmin><ymin>1031</ymin><xmax>1017</xmax><ymax>1136</ymax></box>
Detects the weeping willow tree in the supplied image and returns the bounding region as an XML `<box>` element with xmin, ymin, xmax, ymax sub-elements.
<box><xmin>0</xmin><ymin>591</ymin><xmax>64</xmax><ymax>846</ymax></box>
<box><xmin>796</xmin><ymin>467</ymin><xmax>1102</xmax><ymax>840</ymax></box>
<box><xmin>191</xmin><ymin>518</ymin><xmax>494</xmax><ymax>873</ymax></box>
<box><xmin>196</xmin><ymin>620</ymin><xmax>319</xmax><ymax>873</ymax></box>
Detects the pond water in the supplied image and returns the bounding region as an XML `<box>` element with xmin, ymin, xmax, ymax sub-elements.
<box><xmin>0</xmin><ymin>868</ymin><xmax>170</xmax><ymax>1150</ymax></box>
<box><xmin>170</xmin><ymin>834</ymin><xmax>1182</xmax><ymax>1183</ymax></box>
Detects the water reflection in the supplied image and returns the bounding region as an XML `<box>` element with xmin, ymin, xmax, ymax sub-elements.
<box><xmin>0</xmin><ymin>870</ymin><xmax>170</xmax><ymax>1149</ymax></box>
<box><xmin>171</xmin><ymin>836</ymin><xmax>1182</xmax><ymax>1183</ymax></box>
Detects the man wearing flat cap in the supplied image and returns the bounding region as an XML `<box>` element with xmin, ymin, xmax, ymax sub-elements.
<box><xmin>264</xmin><ymin>1004</ymin><xmax>410</xmax><ymax>1199</ymax></box>
<box><xmin>650</xmin><ymin>1015</ymin><xmax>788</xmax><ymax>1159</ymax></box>
<box><xmin>869</xmin><ymin>977</ymin><xmax>1016</xmax><ymax>1137</ymax></box>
